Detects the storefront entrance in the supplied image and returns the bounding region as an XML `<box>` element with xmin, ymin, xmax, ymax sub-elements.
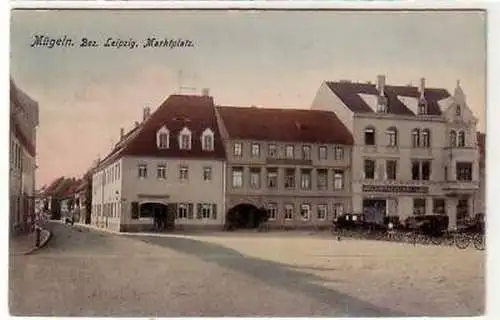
<box><xmin>456</xmin><ymin>197</ymin><xmax>470</xmax><ymax>227</ymax></box>
<box><xmin>362</xmin><ymin>199</ymin><xmax>387</xmax><ymax>217</ymax></box>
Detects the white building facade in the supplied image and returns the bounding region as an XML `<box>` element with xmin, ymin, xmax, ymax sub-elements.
<box><xmin>91</xmin><ymin>94</ymin><xmax>227</xmax><ymax>232</ymax></box>
<box><xmin>311</xmin><ymin>75</ymin><xmax>481</xmax><ymax>229</ymax></box>
<box><xmin>9</xmin><ymin>80</ymin><xmax>39</xmax><ymax>233</ymax></box>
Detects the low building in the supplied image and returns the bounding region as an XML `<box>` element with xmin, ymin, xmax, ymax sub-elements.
<box><xmin>215</xmin><ymin>106</ymin><xmax>353</xmax><ymax>229</ymax></box>
<box><xmin>311</xmin><ymin>75</ymin><xmax>481</xmax><ymax>229</ymax></box>
<box><xmin>91</xmin><ymin>93</ymin><xmax>227</xmax><ymax>232</ymax></box>
<box><xmin>9</xmin><ymin>79</ymin><xmax>39</xmax><ymax>234</ymax></box>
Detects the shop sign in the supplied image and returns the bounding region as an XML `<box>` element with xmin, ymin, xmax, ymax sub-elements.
<box><xmin>362</xmin><ymin>184</ymin><xmax>429</xmax><ymax>193</ymax></box>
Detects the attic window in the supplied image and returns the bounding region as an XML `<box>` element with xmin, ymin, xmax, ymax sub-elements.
<box><xmin>156</xmin><ymin>126</ymin><xmax>170</xmax><ymax>149</ymax></box>
<box><xmin>201</xmin><ymin>128</ymin><xmax>214</xmax><ymax>151</ymax></box>
<box><xmin>179</xmin><ymin>127</ymin><xmax>192</xmax><ymax>150</ymax></box>
<box><xmin>377</xmin><ymin>96</ymin><xmax>388</xmax><ymax>113</ymax></box>
<box><xmin>456</xmin><ymin>105</ymin><xmax>462</xmax><ymax>116</ymax></box>
<box><xmin>418</xmin><ymin>100</ymin><xmax>428</xmax><ymax>115</ymax></box>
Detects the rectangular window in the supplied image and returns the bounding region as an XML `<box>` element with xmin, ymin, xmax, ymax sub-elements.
<box><xmin>333</xmin><ymin>203</ymin><xmax>344</xmax><ymax>218</ymax></box>
<box><xmin>411</xmin><ymin>161</ymin><xmax>420</xmax><ymax>180</ymax></box>
<box><xmin>300</xmin><ymin>169</ymin><xmax>312</xmax><ymax>190</ymax></box>
<box><xmin>267</xmin><ymin>203</ymin><xmax>277</xmax><ymax>220</ymax></box>
<box><xmin>333</xmin><ymin>170</ymin><xmax>344</xmax><ymax>190</ymax></box>
<box><xmin>138</xmin><ymin>164</ymin><xmax>147</xmax><ymax>178</ymax></box>
<box><xmin>267</xmin><ymin>168</ymin><xmax>278</xmax><ymax>189</ymax></box>
<box><xmin>386</xmin><ymin>160</ymin><xmax>397</xmax><ymax>180</ymax></box>
<box><xmin>178</xmin><ymin>203</ymin><xmax>188</xmax><ymax>219</ymax></box>
<box><xmin>364</xmin><ymin>160</ymin><xmax>375</xmax><ymax>179</ymax></box>
<box><xmin>317</xmin><ymin>169</ymin><xmax>328</xmax><ymax>191</ymax></box>
<box><xmin>284</xmin><ymin>204</ymin><xmax>294</xmax><ymax>220</ymax></box>
<box><xmin>317</xmin><ymin>204</ymin><xmax>328</xmax><ymax>220</ymax></box>
<box><xmin>251</xmin><ymin>143</ymin><xmax>260</xmax><ymax>158</ymax></box>
<box><xmin>285</xmin><ymin>145</ymin><xmax>295</xmax><ymax>159</ymax></box>
<box><xmin>203</xmin><ymin>134</ymin><xmax>214</xmax><ymax>151</ymax></box>
<box><xmin>157</xmin><ymin>164</ymin><xmax>166</xmax><ymax>179</ymax></box>
<box><xmin>233</xmin><ymin>142</ymin><xmax>242</xmax><ymax>157</ymax></box>
<box><xmin>334</xmin><ymin>146</ymin><xmax>344</xmax><ymax>160</ymax></box>
<box><xmin>456</xmin><ymin>162</ymin><xmax>473</xmax><ymax>181</ymax></box>
<box><xmin>249</xmin><ymin>167</ymin><xmax>261</xmax><ymax>188</ymax></box>
<box><xmin>421</xmin><ymin>161</ymin><xmax>431</xmax><ymax>180</ymax></box>
<box><xmin>300</xmin><ymin>204</ymin><xmax>311</xmax><ymax>221</ymax></box>
<box><xmin>203</xmin><ymin>166</ymin><xmax>212</xmax><ymax>181</ymax></box>
<box><xmin>284</xmin><ymin>168</ymin><xmax>296</xmax><ymax>189</ymax></box>
<box><xmin>433</xmin><ymin>198</ymin><xmax>446</xmax><ymax>215</ymax></box>
<box><xmin>386</xmin><ymin>130</ymin><xmax>397</xmax><ymax>147</ymax></box>
<box><xmin>232</xmin><ymin>167</ymin><xmax>243</xmax><ymax>188</ymax></box>
<box><xmin>268</xmin><ymin>144</ymin><xmax>277</xmax><ymax>158</ymax></box>
<box><xmin>302</xmin><ymin>145</ymin><xmax>311</xmax><ymax>160</ymax></box>
<box><xmin>197</xmin><ymin>203</ymin><xmax>214</xmax><ymax>220</ymax></box>
<box><xmin>180</xmin><ymin>134</ymin><xmax>191</xmax><ymax>150</ymax></box>
<box><xmin>318</xmin><ymin>146</ymin><xmax>328</xmax><ymax>160</ymax></box>
<box><xmin>364</xmin><ymin>128</ymin><xmax>375</xmax><ymax>145</ymax></box>
<box><xmin>413</xmin><ymin>198</ymin><xmax>426</xmax><ymax>215</ymax></box>
<box><xmin>179</xmin><ymin>165</ymin><xmax>189</xmax><ymax>181</ymax></box>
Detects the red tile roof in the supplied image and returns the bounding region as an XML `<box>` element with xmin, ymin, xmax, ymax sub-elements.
<box><xmin>477</xmin><ymin>132</ymin><xmax>485</xmax><ymax>169</ymax></box>
<box><xmin>325</xmin><ymin>81</ymin><xmax>450</xmax><ymax>116</ymax></box>
<box><xmin>216</xmin><ymin>106</ymin><xmax>354</xmax><ymax>145</ymax></box>
<box><xmin>97</xmin><ymin>94</ymin><xmax>226</xmax><ymax>169</ymax></box>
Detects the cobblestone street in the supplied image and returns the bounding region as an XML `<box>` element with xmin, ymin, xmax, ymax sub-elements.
<box><xmin>9</xmin><ymin>222</ymin><xmax>485</xmax><ymax>317</ymax></box>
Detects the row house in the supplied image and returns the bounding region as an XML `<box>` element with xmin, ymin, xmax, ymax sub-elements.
<box><xmin>311</xmin><ymin>75</ymin><xmax>481</xmax><ymax>229</ymax></box>
<box><xmin>215</xmin><ymin>106</ymin><xmax>354</xmax><ymax>229</ymax></box>
<box><xmin>91</xmin><ymin>93</ymin><xmax>226</xmax><ymax>232</ymax></box>
<box><xmin>9</xmin><ymin>79</ymin><xmax>39</xmax><ymax>234</ymax></box>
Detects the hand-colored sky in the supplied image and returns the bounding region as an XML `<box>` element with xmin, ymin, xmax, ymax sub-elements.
<box><xmin>10</xmin><ymin>9</ymin><xmax>486</xmax><ymax>188</ymax></box>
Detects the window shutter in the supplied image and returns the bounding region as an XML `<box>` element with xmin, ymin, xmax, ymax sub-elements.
<box><xmin>188</xmin><ymin>203</ymin><xmax>194</xmax><ymax>219</ymax></box>
<box><xmin>196</xmin><ymin>203</ymin><xmax>202</xmax><ymax>219</ymax></box>
<box><xmin>131</xmin><ymin>202</ymin><xmax>139</xmax><ymax>219</ymax></box>
<box><xmin>212</xmin><ymin>204</ymin><xmax>217</xmax><ymax>220</ymax></box>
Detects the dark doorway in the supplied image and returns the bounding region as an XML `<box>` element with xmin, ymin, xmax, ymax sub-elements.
<box><xmin>362</xmin><ymin>199</ymin><xmax>387</xmax><ymax>222</ymax></box>
<box><xmin>140</xmin><ymin>202</ymin><xmax>173</xmax><ymax>231</ymax></box>
<box><xmin>457</xmin><ymin>197</ymin><xmax>469</xmax><ymax>227</ymax></box>
<box><xmin>226</xmin><ymin>203</ymin><xmax>268</xmax><ymax>230</ymax></box>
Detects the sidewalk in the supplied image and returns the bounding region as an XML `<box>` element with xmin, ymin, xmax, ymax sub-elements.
<box><xmin>9</xmin><ymin>228</ymin><xmax>52</xmax><ymax>256</ymax></box>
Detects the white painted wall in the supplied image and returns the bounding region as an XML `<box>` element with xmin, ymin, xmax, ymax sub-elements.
<box><xmin>310</xmin><ymin>82</ymin><xmax>355</xmax><ymax>132</ymax></box>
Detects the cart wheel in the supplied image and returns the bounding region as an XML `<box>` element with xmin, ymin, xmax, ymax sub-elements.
<box><xmin>455</xmin><ymin>233</ymin><xmax>471</xmax><ymax>249</ymax></box>
<box><xmin>473</xmin><ymin>234</ymin><xmax>485</xmax><ymax>251</ymax></box>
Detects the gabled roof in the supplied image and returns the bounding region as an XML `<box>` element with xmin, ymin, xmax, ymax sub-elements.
<box><xmin>97</xmin><ymin>94</ymin><xmax>226</xmax><ymax>169</ymax></box>
<box><xmin>325</xmin><ymin>81</ymin><xmax>451</xmax><ymax>116</ymax></box>
<box><xmin>216</xmin><ymin>106</ymin><xmax>354</xmax><ymax>145</ymax></box>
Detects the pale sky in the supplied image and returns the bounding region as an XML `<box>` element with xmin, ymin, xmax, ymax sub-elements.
<box><xmin>10</xmin><ymin>10</ymin><xmax>486</xmax><ymax>188</ymax></box>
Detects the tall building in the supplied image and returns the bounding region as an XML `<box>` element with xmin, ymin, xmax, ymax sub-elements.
<box><xmin>9</xmin><ymin>79</ymin><xmax>39</xmax><ymax>234</ymax></box>
<box><xmin>91</xmin><ymin>93</ymin><xmax>226</xmax><ymax>232</ymax></box>
<box><xmin>215</xmin><ymin>106</ymin><xmax>353</xmax><ymax>229</ymax></box>
<box><xmin>311</xmin><ymin>75</ymin><xmax>481</xmax><ymax>229</ymax></box>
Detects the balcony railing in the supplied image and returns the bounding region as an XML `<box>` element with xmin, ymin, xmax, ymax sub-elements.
<box><xmin>441</xmin><ymin>180</ymin><xmax>479</xmax><ymax>191</ymax></box>
<box><xmin>265</xmin><ymin>157</ymin><xmax>313</xmax><ymax>166</ymax></box>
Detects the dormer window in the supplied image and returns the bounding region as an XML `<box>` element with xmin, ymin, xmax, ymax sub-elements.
<box><xmin>201</xmin><ymin>128</ymin><xmax>214</xmax><ymax>151</ymax></box>
<box><xmin>418</xmin><ymin>100</ymin><xmax>428</xmax><ymax>115</ymax></box>
<box><xmin>156</xmin><ymin>126</ymin><xmax>170</xmax><ymax>149</ymax></box>
<box><xmin>377</xmin><ymin>96</ymin><xmax>388</xmax><ymax>113</ymax></box>
<box><xmin>179</xmin><ymin>127</ymin><xmax>192</xmax><ymax>150</ymax></box>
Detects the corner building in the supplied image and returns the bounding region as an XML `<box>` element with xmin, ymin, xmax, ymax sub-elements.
<box><xmin>311</xmin><ymin>75</ymin><xmax>481</xmax><ymax>229</ymax></box>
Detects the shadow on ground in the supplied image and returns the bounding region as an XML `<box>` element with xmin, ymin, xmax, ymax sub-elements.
<box><xmin>129</xmin><ymin>235</ymin><xmax>409</xmax><ymax>317</ymax></box>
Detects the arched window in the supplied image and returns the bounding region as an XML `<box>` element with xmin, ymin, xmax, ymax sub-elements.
<box><xmin>450</xmin><ymin>130</ymin><xmax>457</xmax><ymax>147</ymax></box>
<box><xmin>386</xmin><ymin>127</ymin><xmax>398</xmax><ymax>147</ymax></box>
<box><xmin>156</xmin><ymin>126</ymin><xmax>170</xmax><ymax>149</ymax></box>
<box><xmin>421</xmin><ymin>129</ymin><xmax>431</xmax><ymax>148</ymax></box>
<box><xmin>458</xmin><ymin>131</ymin><xmax>466</xmax><ymax>147</ymax></box>
<box><xmin>411</xmin><ymin>129</ymin><xmax>420</xmax><ymax>148</ymax></box>
<box><xmin>201</xmin><ymin>128</ymin><xmax>214</xmax><ymax>151</ymax></box>
<box><xmin>364</xmin><ymin>127</ymin><xmax>376</xmax><ymax>146</ymax></box>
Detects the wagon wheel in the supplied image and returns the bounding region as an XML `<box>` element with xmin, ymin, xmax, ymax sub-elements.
<box><xmin>473</xmin><ymin>233</ymin><xmax>485</xmax><ymax>251</ymax></box>
<box><xmin>455</xmin><ymin>233</ymin><xmax>471</xmax><ymax>249</ymax></box>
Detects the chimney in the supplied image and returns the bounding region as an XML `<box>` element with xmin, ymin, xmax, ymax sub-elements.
<box><xmin>143</xmin><ymin>107</ymin><xmax>151</xmax><ymax>121</ymax></box>
<box><xmin>376</xmin><ymin>75</ymin><xmax>386</xmax><ymax>96</ymax></box>
<box><xmin>120</xmin><ymin>128</ymin><xmax>124</xmax><ymax>139</ymax></box>
<box><xmin>419</xmin><ymin>77</ymin><xmax>426</xmax><ymax>99</ymax></box>
<box><xmin>201</xmin><ymin>88</ymin><xmax>210</xmax><ymax>96</ymax></box>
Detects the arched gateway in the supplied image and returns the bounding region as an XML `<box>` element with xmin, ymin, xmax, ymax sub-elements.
<box><xmin>226</xmin><ymin>203</ymin><xmax>268</xmax><ymax>230</ymax></box>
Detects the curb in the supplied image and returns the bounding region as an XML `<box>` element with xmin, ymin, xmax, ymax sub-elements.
<box><xmin>23</xmin><ymin>228</ymin><xmax>53</xmax><ymax>256</ymax></box>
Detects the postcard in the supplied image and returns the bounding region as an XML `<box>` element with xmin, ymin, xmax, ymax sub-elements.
<box><xmin>8</xmin><ymin>6</ymin><xmax>486</xmax><ymax>318</ymax></box>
